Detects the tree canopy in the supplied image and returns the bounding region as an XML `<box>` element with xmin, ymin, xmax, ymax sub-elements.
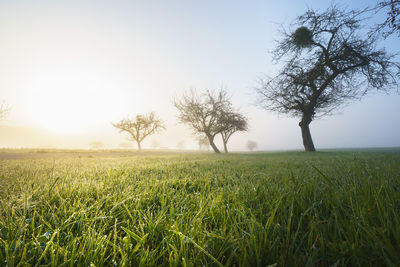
<box><xmin>375</xmin><ymin>0</ymin><xmax>400</xmax><ymax>37</ymax></box>
<box><xmin>219</xmin><ymin>111</ymin><xmax>248</xmax><ymax>153</ymax></box>
<box><xmin>174</xmin><ymin>89</ymin><xmax>247</xmax><ymax>153</ymax></box>
<box><xmin>174</xmin><ymin>90</ymin><xmax>229</xmax><ymax>153</ymax></box>
<box><xmin>246</xmin><ymin>140</ymin><xmax>257</xmax><ymax>151</ymax></box>
<box><xmin>112</xmin><ymin>112</ymin><xmax>165</xmax><ymax>151</ymax></box>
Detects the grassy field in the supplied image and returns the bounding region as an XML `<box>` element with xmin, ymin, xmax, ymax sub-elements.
<box><xmin>1</xmin><ymin>150</ymin><xmax>400</xmax><ymax>266</ymax></box>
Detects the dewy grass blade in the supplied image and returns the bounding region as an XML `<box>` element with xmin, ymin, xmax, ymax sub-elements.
<box><xmin>170</xmin><ymin>229</ymin><xmax>224</xmax><ymax>267</ymax></box>
<box><xmin>35</xmin><ymin>230</ymin><xmax>58</xmax><ymax>267</ymax></box>
<box><xmin>0</xmin><ymin>151</ymin><xmax>399</xmax><ymax>265</ymax></box>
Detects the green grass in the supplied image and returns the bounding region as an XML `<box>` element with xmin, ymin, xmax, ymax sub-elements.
<box><xmin>1</xmin><ymin>151</ymin><xmax>400</xmax><ymax>266</ymax></box>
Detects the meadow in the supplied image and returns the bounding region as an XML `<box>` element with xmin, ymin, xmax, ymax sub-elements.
<box><xmin>0</xmin><ymin>150</ymin><xmax>399</xmax><ymax>266</ymax></box>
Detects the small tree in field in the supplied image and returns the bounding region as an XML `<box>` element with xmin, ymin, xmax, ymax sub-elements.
<box><xmin>246</xmin><ymin>140</ymin><xmax>257</xmax><ymax>151</ymax></box>
<box><xmin>112</xmin><ymin>112</ymin><xmax>165</xmax><ymax>151</ymax></box>
<box><xmin>90</xmin><ymin>141</ymin><xmax>104</xmax><ymax>150</ymax></box>
<box><xmin>256</xmin><ymin>5</ymin><xmax>399</xmax><ymax>152</ymax></box>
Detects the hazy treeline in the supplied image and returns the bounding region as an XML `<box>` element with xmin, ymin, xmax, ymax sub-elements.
<box><xmin>111</xmin><ymin>2</ymin><xmax>399</xmax><ymax>153</ymax></box>
<box><xmin>2</xmin><ymin>1</ymin><xmax>399</xmax><ymax>152</ymax></box>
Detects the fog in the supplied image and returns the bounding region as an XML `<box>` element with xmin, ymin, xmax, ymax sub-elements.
<box><xmin>1</xmin><ymin>0</ymin><xmax>399</xmax><ymax>151</ymax></box>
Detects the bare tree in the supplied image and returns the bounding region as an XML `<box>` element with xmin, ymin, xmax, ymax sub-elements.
<box><xmin>256</xmin><ymin>6</ymin><xmax>399</xmax><ymax>152</ymax></box>
<box><xmin>246</xmin><ymin>140</ymin><xmax>258</xmax><ymax>151</ymax></box>
<box><xmin>219</xmin><ymin>111</ymin><xmax>248</xmax><ymax>153</ymax></box>
<box><xmin>174</xmin><ymin>89</ymin><xmax>248</xmax><ymax>153</ymax></box>
<box><xmin>174</xmin><ymin>90</ymin><xmax>230</xmax><ymax>153</ymax></box>
<box><xmin>112</xmin><ymin>112</ymin><xmax>165</xmax><ymax>151</ymax></box>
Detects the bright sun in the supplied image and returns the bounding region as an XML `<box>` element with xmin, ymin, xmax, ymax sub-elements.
<box><xmin>26</xmin><ymin>68</ymin><xmax>113</xmax><ymax>133</ymax></box>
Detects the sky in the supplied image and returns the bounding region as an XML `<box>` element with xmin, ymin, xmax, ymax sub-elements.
<box><xmin>0</xmin><ymin>0</ymin><xmax>399</xmax><ymax>150</ymax></box>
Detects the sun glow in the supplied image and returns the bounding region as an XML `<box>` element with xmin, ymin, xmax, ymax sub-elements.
<box><xmin>26</xmin><ymin>68</ymin><xmax>117</xmax><ymax>133</ymax></box>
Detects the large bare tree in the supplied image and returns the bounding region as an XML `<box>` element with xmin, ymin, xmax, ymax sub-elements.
<box><xmin>174</xmin><ymin>90</ymin><xmax>230</xmax><ymax>153</ymax></box>
<box><xmin>174</xmin><ymin>89</ymin><xmax>247</xmax><ymax>153</ymax></box>
<box><xmin>112</xmin><ymin>112</ymin><xmax>165</xmax><ymax>151</ymax></box>
<box><xmin>256</xmin><ymin>6</ymin><xmax>399</xmax><ymax>152</ymax></box>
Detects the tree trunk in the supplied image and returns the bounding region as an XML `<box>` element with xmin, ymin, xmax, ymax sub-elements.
<box><xmin>136</xmin><ymin>140</ymin><xmax>142</xmax><ymax>151</ymax></box>
<box><xmin>207</xmin><ymin>135</ymin><xmax>220</xmax><ymax>153</ymax></box>
<box><xmin>299</xmin><ymin>115</ymin><xmax>316</xmax><ymax>152</ymax></box>
<box><xmin>223</xmin><ymin>140</ymin><xmax>228</xmax><ymax>153</ymax></box>
<box><xmin>220</xmin><ymin>133</ymin><xmax>229</xmax><ymax>153</ymax></box>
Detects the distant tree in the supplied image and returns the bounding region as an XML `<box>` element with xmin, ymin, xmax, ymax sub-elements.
<box><xmin>174</xmin><ymin>89</ymin><xmax>231</xmax><ymax>153</ymax></box>
<box><xmin>174</xmin><ymin>89</ymin><xmax>247</xmax><ymax>153</ymax></box>
<box><xmin>176</xmin><ymin>140</ymin><xmax>185</xmax><ymax>150</ymax></box>
<box><xmin>219</xmin><ymin>111</ymin><xmax>248</xmax><ymax>153</ymax></box>
<box><xmin>375</xmin><ymin>0</ymin><xmax>400</xmax><ymax>37</ymax></box>
<box><xmin>151</xmin><ymin>139</ymin><xmax>160</xmax><ymax>149</ymax></box>
<box><xmin>90</xmin><ymin>141</ymin><xmax>104</xmax><ymax>150</ymax></box>
<box><xmin>246</xmin><ymin>140</ymin><xmax>258</xmax><ymax>151</ymax></box>
<box><xmin>0</xmin><ymin>101</ymin><xmax>10</xmax><ymax>120</ymax></box>
<box><xmin>197</xmin><ymin>135</ymin><xmax>210</xmax><ymax>151</ymax></box>
<box><xmin>112</xmin><ymin>112</ymin><xmax>165</xmax><ymax>151</ymax></box>
<box><xmin>256</xmin><ymin>5</ymin><xmax>399</xmax><ymax>152</ymax></box>
<box><xmin>119</xmin><ymin>142</ymin><xmax>133</xmax><ymax>149</ymax></box>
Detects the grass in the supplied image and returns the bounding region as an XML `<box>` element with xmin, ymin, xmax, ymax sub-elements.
<box><xmin>0</xmin><ymin>150</ymin><xmax>400</xmax><ymax>266</ymax></box>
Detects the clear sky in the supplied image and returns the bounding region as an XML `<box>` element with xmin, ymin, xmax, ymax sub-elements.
<box><xmin>0</xmin><ymin>0</ymin><xmax>399</xmax><ymax>150</ymax></box>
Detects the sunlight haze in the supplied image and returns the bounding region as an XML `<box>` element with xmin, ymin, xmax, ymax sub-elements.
<box><xmin>0</xmin><ymin>0</ymin><xmax>399</xmax><ymax>150</ymax></box>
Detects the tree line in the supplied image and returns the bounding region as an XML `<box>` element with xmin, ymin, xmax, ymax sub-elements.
<box><xmin>112</xmin><ymin>3</ymin><xmax>399</xmax><ymax>153</ymax></box>
<box><xmin>113</xmin><ymin>89</ymin><xmax>248</xmax><ymax>153</ymax></box>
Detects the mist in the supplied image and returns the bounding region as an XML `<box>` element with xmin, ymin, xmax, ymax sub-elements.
<box><xmin>1</xmin><ymin>0</ymin><xmax>399</xmax><ymax>151</ymax></box>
